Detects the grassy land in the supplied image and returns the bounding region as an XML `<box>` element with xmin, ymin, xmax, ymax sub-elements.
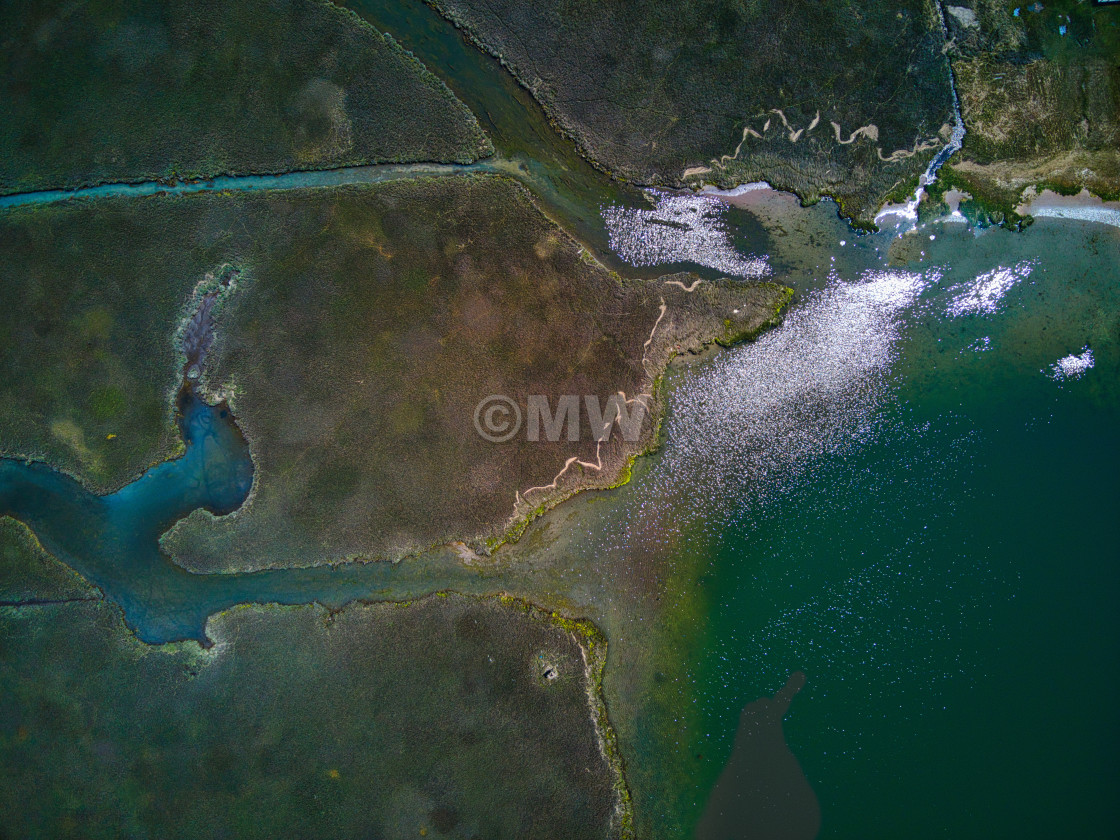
<box><xmin>427</xmin><ymin>0</ymin><xmax>955</xmax><ymax>224</ymax></box>
<box><xmin>941</xmin><ymin>0</ymin><xmax>1120</xmax><ymax>221</ymax></box>
<box><xmin>0</xmin><ymin>0</ymin><xmax>491</xmax><ymax>195</ymax></box>
<box><xmin>0</xmin><ymin>517</ymin><xmax>98</xmax><ymax>602</ymax></box>
<box><xmin>0</xmin><ymin>593</ymin><xmax>617</xmax><ymax>839</ymax></box>
<box><xmin>163</xmin><ymin>174</ymin><xmax>789</xmax><ymax>571</ymax></box>
<box><xmin>0</xmin><ymin>175</ymin><xmax>787</xmax><ymax>567</ymax></box>
<box><xmin>0</xmin><ymin>200</ymin><xmax>222</xmax><ymax>492</ymax></box>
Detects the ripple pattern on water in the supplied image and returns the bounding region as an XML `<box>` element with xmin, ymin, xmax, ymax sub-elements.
<box><xmin>602</xmin><ymin>190</ymin><xmax>770</xmax><ymax>279</ymax></box>
<box><xmin>1048</xmin><ymin>346</ymin><xmax>1095</xmax><ymax>381</ymax></box>
<box><xmin>654</xmin><ymin>268</ymin><xmax>929</xmax><ymax>503</ymax></box>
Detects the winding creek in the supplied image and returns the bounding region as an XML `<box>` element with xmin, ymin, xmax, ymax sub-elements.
<box><xmin>2</xmin><ymin>2</ymin><xmax>1119</xmax><ymax>838</ymax></box>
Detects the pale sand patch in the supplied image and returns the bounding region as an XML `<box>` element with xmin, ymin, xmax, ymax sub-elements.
<box><xmin>662</xmin><ymin>278</ymin><xmax>704</xmax><ymax>293</ymax></box>
<box><xmin>451</xmin><ymin>540</ymin><xmax>487</xmax><ymax>564</ymax></box>
<box><xmin>877</xmin><ymin>135</ymin><xmax>942</xmax><ymax>162</ymax></box>
<box><xmin>713</xmin><ymin>107</ymin><xmax>825</xmax><ymax>167</ymax></box>
<box><xmin>874</xmin><ymin>198</ymin><xmax>918</xmax><ymax>227</ymax></box>
<box><xmin>874</xmin><ymin>184</ymin><xmax>974</xmax><ymax>229</ymax></box>
<box><xmin>943</xmin><ymin>187</ymin><xmax>972</xmax><ymax>217</ymax></box>
<box><xmin>946</xmin><ymin>5</ymin><xmax>979</xmax><ymax>29</ymax></box>
<box><xmin>1018</xmin><ymin>188</ymin><xmax>1120</xmax><ymax>229</ymax></box>
<box><xmin>699</xmin><ymin>181</ymin><xmax>774</xmax><ymax>199</ymax></box>
<box><xmin>831</xmin><ymin>121</ymin><xmax>879</xmax><ymax>145</ymax></box>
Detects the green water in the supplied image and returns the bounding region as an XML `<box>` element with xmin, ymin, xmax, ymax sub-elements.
<box><xmin>1</xmin><ymin>0</ymin><xmax>1118</xmax><ymax>834</ymax></box>
<box><xmin>625</xmin><ymin>219</ymin><xmax>1120</xmax><ymax>837</ymax></box>
<box><xmin>4</xmin><ymin>205</ymin><xmax>1108</xmax><ymax>837</ymax></box>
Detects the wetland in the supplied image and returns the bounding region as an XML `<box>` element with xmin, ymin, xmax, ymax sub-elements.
<box><xmin>1</xmin><ymin>1</ymin><xmax>1118</xmax><ymax>838</ymax></box>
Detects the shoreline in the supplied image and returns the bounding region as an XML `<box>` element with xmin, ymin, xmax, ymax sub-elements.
<box><xmin>695</xmin><ymin>173</ymin><xmax>1120</xmax><ymax>236</ymax></box>
<box><xmin>489</xmin><ymin>277</ymin><xmax>794</xmax><ymax>556</ymax></box>
<box><xmin>1017</xmin><ymin>187</ymin><xmax>1120</xmax><ymax>230</ymax></box>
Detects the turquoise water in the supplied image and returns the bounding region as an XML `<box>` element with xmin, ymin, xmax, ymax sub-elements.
<box><xmin>0</xmin><ymin>162</ymin><xmax>482</xmax><ymax>210</ymax></box>
<box><xmin>0</xmin><ymin>0</ymin><xmax>664</xmax><ymax>274</ymax></box>
<box><xmin>5</xmin><ymin>210</ymin><xmax>1112</xmax><ymax>836</ymax></box>
<box><xmin>0</xmin><ymin>385</ymin><xmax>494</xmax><ymax>643</ymax></box>
<box><xmin>1</xmin><ymin>0</ymin><xmax>1117</xmax><ymax>834</ymax></box>
<box><xmin>0</xmin><ymin>388</ymin><xmax>253</xmax><ymax>639</ymax></box>
<box><xmin>3</xmin><ymin>195</ymin><xmax>1117</xmax><ymax>837</ymax></box>
<box><xmin>339</xmin><ymin>0</ymin><xmax>648</xmax><ymax>255</ymax></box>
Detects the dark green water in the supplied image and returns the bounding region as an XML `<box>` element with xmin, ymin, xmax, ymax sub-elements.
<box><xmin>1</xmin><ymin>1</ymin><xmax>1117</xmax><ymax>835</ymax></box>
<box><xmin>633</xmin><ymin>219</ymin><xmax>1120</xmax><ymax>837</ymax></box>
<box><xmin>7</xmin><ymin>212</ymin><xmax>1113</xmax><ymax>835</ymax></box>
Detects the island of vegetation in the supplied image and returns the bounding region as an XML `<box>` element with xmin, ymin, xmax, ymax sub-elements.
<box><xmin>0</xmin><ymin>585</ymin><xmax>626</xmax><ymax>839</ymax></box>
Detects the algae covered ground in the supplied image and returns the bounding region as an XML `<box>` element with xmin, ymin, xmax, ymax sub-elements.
<box><xmin>0</xmin><ymin>0</ymin><xmax>491</xmax><ymax>195</ymax></box>
<box><xmin>0</xmin><ymin>593</ymin><xmax>619</xmax><ymax>839</ymax></box>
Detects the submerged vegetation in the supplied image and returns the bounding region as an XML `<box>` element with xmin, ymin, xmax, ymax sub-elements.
<box><xmin>0</xmin><ymin>0</ymin><xmax>490</xmax><ymax>195</ymax></box>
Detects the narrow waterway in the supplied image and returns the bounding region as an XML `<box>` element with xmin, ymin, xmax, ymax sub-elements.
<box><xmin>0</xmin><ymin>0</ymin><xmax>773</xmax><ymax>282</ymax></box>
<box><xmin>0</xmin><ymin>162</ymin><xmax>481</xmax><ymax>210</ymax></box>
<box><xmin>1</xmin><ymin>3</ymin><xmax>1118</xmax><ymax>839</ymax></box>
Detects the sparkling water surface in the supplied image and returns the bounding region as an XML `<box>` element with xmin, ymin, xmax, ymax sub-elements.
<box><xmin>2</xmin><ymin>43</ymin><xmax>1116</xmax><ymax>828</ymax></box>
<box><xmin>594</xmin><ymin>211</ymin><xmax>1120</xmax><ymax>837</ymax></box>
<box><xmin>6</xmin><ymin>1</ymin><xmax>1114</xmax><ymax>834</ymax></box>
